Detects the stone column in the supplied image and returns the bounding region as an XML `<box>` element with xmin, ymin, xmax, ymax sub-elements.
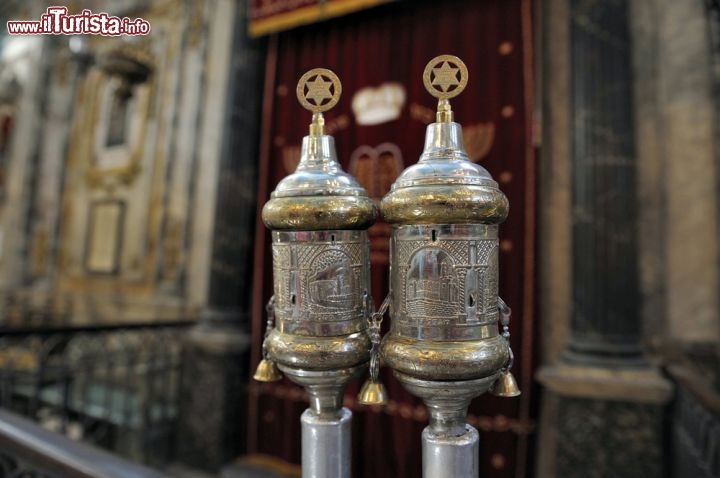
<box><xmin>564</xmin><ymin>0</ymin><xmax>642</xmax><ymax>364</ymax></box>
<box><xmin>176</xmin><ymin>0</ymin><xmax>266</xmax><ymax>471</ymax></box>
<box><xmin>536</xmin><ymin>0</ymin><xmax>672</xmax><ymax>476</ymax></box>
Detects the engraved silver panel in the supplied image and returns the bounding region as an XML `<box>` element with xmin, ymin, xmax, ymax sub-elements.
<box><xmin>390</xmin><ymin>224</ymin><xmax>499</xmax><ymax>340</ymax></box>
<box><xmin>272</xmin><ymin>230</ymin><xmax>371</xmax><ymax>336</ymax></box>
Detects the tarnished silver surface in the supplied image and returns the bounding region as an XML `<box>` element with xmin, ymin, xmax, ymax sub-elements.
<box><xmin>394</xmin><ymin>372</ymin><xmax>499</xmax><ymax>433</ymax></box>
<box><xmin>380</xmin><ymin>334</ymin><xmax>508</xmax><ymax>381</ymax></box>
<box><xmin>277</xmin><ymin>364</ymin><xmax>365</xmax><ymax>415</ymax></box>
<box><xmin>272</xmin><ymin>230</ymin><xmax>371</xmax><ymax>336</ymax></box>
<box><xmin>301</xmin><ymin>408</ymin><xmax>352</xmax><ymax>478</ymax></box>
<box><xmin>391</xmin><ymin>122</ymin><xmax>497</xmax><ymax>189</ymax></box>
<box><xmin>380</xmin><ymin>122</ymin><xmax>508</xmax><ymax>226</ymax></box>
<box><xmin>390</xmin><ymin>224</ymin><xmax>500</xmax><ymax>341</ymax></box>
<box><xmin>272</xmin><ymin>135</ymin><xmax>367</xmax><ymax>198</ymax></box>
<box><xmin>262</xmin><ymin>134</ymin><xmax>377</xmax><ymax>231</ymax></box>
<box><xmin>267</xmin><ymin>330</ymin><xmax>370</xmax><ymax>371</ymax></box>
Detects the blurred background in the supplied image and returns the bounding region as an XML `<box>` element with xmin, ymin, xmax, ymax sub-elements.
<box><xmin>0</xmin><ymin>0</ymin><xmax>717</xmax><ymax>477</ymax></box>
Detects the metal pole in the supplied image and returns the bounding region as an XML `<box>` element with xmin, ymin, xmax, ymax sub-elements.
<box><xmin>301</xmin><ymin>407</ymin><xmax>352</xmax><ymax>478</ymax></box>
<box><xmin>277</xmin><ymin>366</ymin><xmax>361</xmax><ymax>478</ymax></box>
<box><xmin>422</xmin><ymin>424</ymin><xmax>479</xmax><ymax>478</ymax></box>
<box><xmin>379</xmin><ymin>57</ymin><xmax>521</xmax><ymax>476</ymax></box>
<box><xmin>394</xmin><ymin>373</ymin><xmax>496</xmax><ymax>478</ymax></box>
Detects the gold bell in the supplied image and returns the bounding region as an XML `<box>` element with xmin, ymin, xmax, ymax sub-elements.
<box><xmin>357</xmin><ymin>379</ymin><xmax>389</xmax><ymax>406</ymax></box>
<box><xmin>490</xmin><ymin>370</ymin><xmax>521</xmax><ymax>397</ymax></box>
<box><xmin>253</xmin><ymin>358</ymin><xmax>283</xmax><ymax>382</ymax></box>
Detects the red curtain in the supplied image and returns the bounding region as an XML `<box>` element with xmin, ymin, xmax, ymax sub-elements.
<box><xmin>249</xmin><ymin>1</ymin><xmax>536</xmax><ymax>476</ymax></box>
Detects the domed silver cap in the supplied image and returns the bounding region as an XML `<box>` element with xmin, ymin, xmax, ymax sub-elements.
<box><xmin>262</xmin><ymin>68</ymin><xmax>377</xmax><ymax>230</ymax></box>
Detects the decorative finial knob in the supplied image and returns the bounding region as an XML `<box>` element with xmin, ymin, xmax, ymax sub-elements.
<box><xmin>422</xmin><ymin>55</ymin><xmax>468</xmax><ymax>123</ymax></box>
<box><xmin>296</xmin><ymin>68</ymin><xmax>342</xmax><ymax>135</ymax></box>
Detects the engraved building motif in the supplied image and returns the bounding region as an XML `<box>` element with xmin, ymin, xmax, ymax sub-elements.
<box><xmin>272</xmin><ymin>234</ymin><xmax>369</xmax><ymax>332</ymax></box>
<box><xmin>406</xmin><ymin>249</ymin><xmax>460</xmax><ymax>317</ymax></box>
<box><xmin>308</xmin><ymin>249</ymin><xmax>355</xmax><ymax>309</ymax></box>
<box><xmin>393</xmin><ymin>230</ymin><xmax>498</xmax><ymax>330</ymax></box>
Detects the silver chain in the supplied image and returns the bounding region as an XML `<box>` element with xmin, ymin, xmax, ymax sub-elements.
<box><xmin>497</xmin><ymin>297</ymin><xmax>514</xmax><ymax>370</ymax></box>
<box><xmin>262</xmin><ymin>296</ymin><xmax>276</xmax><ymax>360</ymax></box>
<box><xmin>366</xmin><ymin>293</ymin><xmax>390</xmax><ymax>382</ymax></box>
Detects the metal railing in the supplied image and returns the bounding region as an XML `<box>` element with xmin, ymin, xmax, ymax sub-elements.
<box><xmin>668</xmin><ymin>364</ymin><xmax>720</xmax><ymax>478</ymax></box>
<box><xmin>0</xmin><ymin>408</ymin><xmax>168</xmax><ymax>477</ymax></box>
<box><xmin>0</xmin><ymin>324</ymin><xmax>190</xmax><ymax>466</ymax></box>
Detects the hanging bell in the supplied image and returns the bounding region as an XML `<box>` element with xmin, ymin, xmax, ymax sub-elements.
<box><xmin>490</xmin><ymin>370</ymin><xmax>521</xmax><ymax>397</ymax></box>
<box><xmin>253</xmin><ymin>358</ymin><xmax>283</xmax><ymax>382</ymax></box>
<box><xmin>358</xmin><ymin>294</ymin><xmax>389</xmax><ymax>406</ymax></box>
<box><xmin>492</xmin><ymin>298</ymin><xmax>520</xmax><ymax>397</ymax></box>
<box><xmin>254</xmin><ymin>296</ymin><xmax>283</xmax><ymax>383</ymax></box>
<box><xmin>358</xmin><ymin>379</ymin><xmax>389</xmax><ymax>406</ymax></box>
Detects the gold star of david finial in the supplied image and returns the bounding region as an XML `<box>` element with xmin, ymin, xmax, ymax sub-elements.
<box><xmin>305</xmin><ymin>76</ymin><xmax>333</xmax><ymax>105</ymax></box>
<box><xmin>296</xmin><ymin>68</ymin><xmax>342</xmax><ymax>114</ymax></box>
<box><xmin>431</xmin><ymin>61</ymin><xmax>460</xmax><ymax>92</ymax></box>
<box><xmin>423</xmin><ymin>54</ymin><xmax>468</xmax><ymax>101</ymax></box>
<box><xmin>423</xmin><ymin>55</ymin><xmax>469</xmax><ymax>122</ymax></box>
